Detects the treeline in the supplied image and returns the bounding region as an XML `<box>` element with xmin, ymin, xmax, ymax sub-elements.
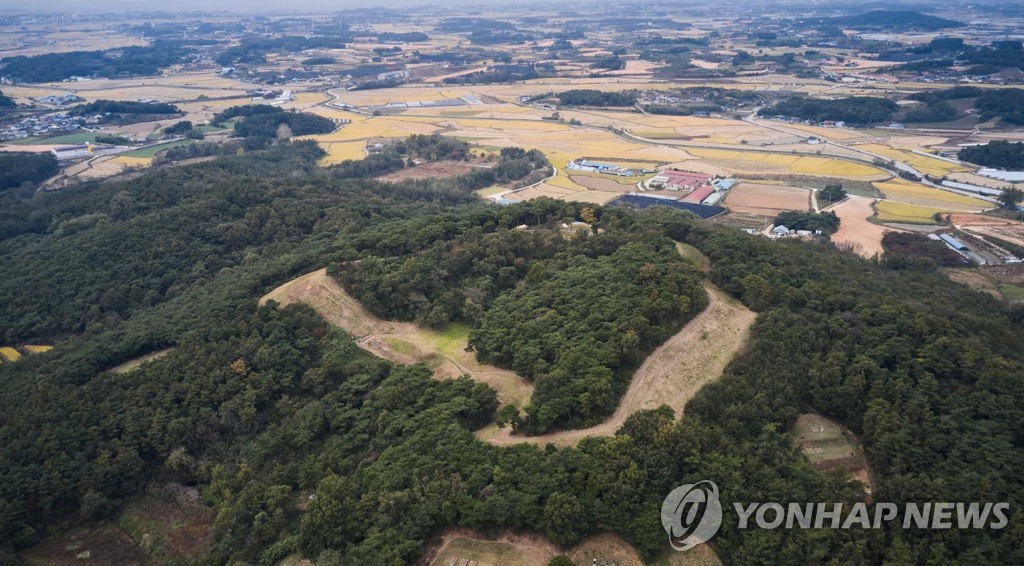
<box><xmin>0</xmin><ymin>90</ymin><xmax>14</xmax><ymax>108</ymax></box>
<box><xmin>773</xmin><ymin>210</ymin><xmax>840</xmax><ymax>234</ymax></box>
<box><xmin>0</xmin><ymin>152</ymin><xmax>59</xmax><ymax>191</ymax></box>
<box><xmin>804</xmin><ymin>9</ymin><xmax>963</xmax><ymax>31</ymax></box>
<box><xmin>301</xmin><ymin>56</ymin><xmax>336</xmax><ymax>66</ymax></box>
<box><xmin>0</xmin><ymin>44</ymin><xmax>187</xmax><ymax>82</ymax></box>
<box><xmin>760</xmin><ymin>96</ymin><xmax>898</xmax><ymax>125</ymax></box>
<box><xmin>959</xmin><ymin>140</ymin><xmax>1024</xmax><ymax>169</ymax></box>
<box><xmin>881</xmin><ymin>232</ymin><xmax>966</xmax><ymax>269</ymax></box>
<box><xmin>69</xmin><ymin>100</ymin><xmax>180</xmax><ymax>116</ymax></box>
<box><xmin>975</xmin><ymin>89</ymin><xmax>1024</xmax><ymax>125</ymax></box>
<box><xmin>377</xmin><ymin>31</ymin><xmax>428</xmax><ymax>42</ymax></box>
<box><xmin>213</xmin><ymin>105</ymin><xmax>336</xmax><ymax>141</ymax></box>
<box><xmin>216</xmin><ymin>36</ymin><xmax>347</xmax><ymax>66</ymax></box>
<box><xmin>336</xmin><ymin>203</ymin><xmax>706</xmax><ymax>432</ymax></box>
<box><xmin>557</xmin><ymin>89</ymin><xmax>637</xmax><ymax>107</ymax></box>
<box><xmin>443</xmin><ymin>67</ymin><xmax>539</xmax><ymax>85</ymax></box>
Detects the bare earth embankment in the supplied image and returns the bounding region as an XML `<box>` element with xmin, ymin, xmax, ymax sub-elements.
<box><xmin>478</xmin><ymin>280</ymin><xmax>756</xmax><ymax>447</ymax></box>
<box><xmin>259</xmin><ymin>268</ymin><xmax>534</xmax><ymax>409</ymax></box>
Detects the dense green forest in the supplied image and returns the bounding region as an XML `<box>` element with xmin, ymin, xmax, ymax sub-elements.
<box><xmin>802</xmin><ymin>10</ymin><xmax>963</xmax><ymax>31</ymax></box>
<box><xmin>759</xmin><ymin>96</ymin><xmax>899</xmax><ymax>125</ymax></box>
<box><xmin>213</xmin><ymin>105</ymin><xmax>336</xmax><ymax>142</ymax></box>
<box><xmin>773</xmin><ymin>210</ymin><xmax>841</xmax><ymax>234</ymax></box>
<box><xmin>0</xmin><ymin>44</ymin><xmax>188</xmax><ymax>82</ymax></box>
<box><xmin>2</xmin><ymin>136</ymin><xmax>1024</xmax><ymax>566</ymax></box>
<box><xmin>0</xmin><ymin>152</ymin><xmax>59</xmax><ymax>192</ymax></box>
<box><xmin>959</xmin><ymin>140</ymin><xmax>1024</xmax><ymax>169</ymax></box>
<box><xmin>68</xmin><ymin>100</ymin><xmax>181</xmax><ymax>116</ymax></box>
<box><xmin>336</xmin><ymin>221</ymin><xmax>706</xmax><ymax>432</ymax></box>
<box><xmin>556</xmin><ymin>89</ymin><xmax>637</xmax><ymax>107</ymax></box>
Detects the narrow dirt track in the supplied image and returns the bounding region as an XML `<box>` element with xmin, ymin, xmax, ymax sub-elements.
<box><xmin>479</xmin><ymin>280</ymin><xmax>756</xmax><ymax>447</ymax></box>
<box><xmin>259</xmin><ymin>268</ymin><xmax>535</xmax><ymax>408</ymax></box>
<box><xmin>262</xmin><ymin>247</ymin><xmax>756</xmax><ymax>450</ymax></box>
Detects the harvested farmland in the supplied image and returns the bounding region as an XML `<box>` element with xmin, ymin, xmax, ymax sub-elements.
<box><xmin>724</xmin><ymin>182</ymin><xmax>811</xmax><ymax>215</ymax></box>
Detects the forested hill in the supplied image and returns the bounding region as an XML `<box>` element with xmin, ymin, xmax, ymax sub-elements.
<box><xmin>1</xmin><ymin>137</ymin><xmax>1023</xmax><ymax>564</ymax></box>
<box><xmin>335</xmin><ymin>223</ymin><xmax>707</xmax><ymax>433</ymax></box>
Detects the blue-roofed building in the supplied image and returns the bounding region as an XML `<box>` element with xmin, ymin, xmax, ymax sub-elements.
<box><xmin>579</xmin><ymin>160</ymin><xmax>617</xmax><ymax>171</ymax></box>
<box><xmin>939</xmin><ymin>233</ymin><xmax>968</xmax><ymax>251</ymax></box>
<box><xmin>714</xmin><ymin>179</ymin><xmax>737</xmax><ymax>191</ymax></box>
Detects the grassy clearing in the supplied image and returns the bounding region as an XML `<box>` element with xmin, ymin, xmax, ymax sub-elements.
<box><xmin>122</xmin><ymin>140</ymin><xmax>193</xmax><ymax>158</ymax></box>
<box><xmin>0</xmin><ymin>347</ymin><xmax>21</xmax><ymax>362</ymax></box>
<box><xmin>431</xmin><ymin>537</ymin><xmax>534</xmax><ymax>566</ymax></box>
<box><xmin>475</xmin><ymin>186</ymin><xmax>506</xmax><ymax>198</ymax></box>
<box><xmin>789</xmin><ymin>413</ymin><xmax>872</xmax><ymax>492</ymax></box>
<box><xmin>8</xmin><ymin>131</ymin><xmax>98</xmax><ymax>145</ymax></box>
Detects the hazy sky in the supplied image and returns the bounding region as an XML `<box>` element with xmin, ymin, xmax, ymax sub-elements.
<box><xmin>0</xmin><ymin>0</ymin><xmax>411</xmax><ymax>14</ymax></box>
<box><xmin>0</xmin><ymin>0</ymin><xmax>949</xmax><ymax>15</ymax></box>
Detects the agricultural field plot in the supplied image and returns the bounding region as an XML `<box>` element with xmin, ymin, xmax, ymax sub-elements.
<box><xmin>0</xmin><ymin>28</ymin><xmax>146</xmax><ymax>56</ymax></box>
<box><xmin>959</xmin><ymin>221</ymin><xmax>1024</xmax><ymax>249</ymax></box>
<box><xmin>260</xmin><ymin>269</ymin><xmax>534</xmax><ymax>411</ymax></box>
<box><xmin>767</xmin><ymin>122</ymin><xmax>869</xmax><ymax>142</ymax></box>
<box><xmin>121</xmin><ymin>140</ymin><xmax>193</xmax><ymax>159</ymax></box>
<box><xmin>874</xmin><ymin>201</ymin><xmax>946</xmax><ymax>224</ymax></box>
<box><xmin>829</xmin><ymin>196</ymin><xmax>901</xmax><ymax>257</ymax></box>
<box><xmin>945</xmin><ymin>172</ymin><xmax>1015</xmax><ymax>191</ymax></box>
<box><xmin>944</xmin><ymin>265</ymin><xmax>1024</xmax><ymax>304</ymax></box>
<box><xmin>724</xmin><ymin>182</ymin><xmax>810</xmax><ymax>216</ymax></box>
<box><xmin>302</xmin><ymin>108</ymin><xmax>705</xmax><ymax>193</ymax></box>
<box><xmin>7</xmin><ymin>131</ymin><xmax>99</xmax><ymax>145</ymax></box>
<box><xmin>790</xmin><ymin>413</ymin><xmax>873</xmax><ymax>493</ymax></box>
<box><xmin>569</xmin><ymin>173</ymin><xmax>640</xmax><ymax>192</ymax></box>
<box><xmin>854</xmin><ymin>144</ymin><xmax>970</xmax><ymax>177</ymax></box>
<box><xmin>687</xmin><ymin>148</ymin><xmax>888</xmax><ymax>180</ymax></box>
<box><xmin>872</xmin><ymin>179</ymin><xmax>991</xmax><ymax>211</ymax></box>
<box><xmin>376</xmin><ymin>160</ymin><xmax>481</xmax><ymax>183</ymax></box>
<box><xmin>109</xmin><ymin>156</ymin><xmax>153</xmax><ymax>168</ymax></box>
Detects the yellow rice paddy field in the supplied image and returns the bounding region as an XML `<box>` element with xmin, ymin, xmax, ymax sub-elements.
<box><xmin>874</xmin><ymin>201</ymin><xmax>946</xmax><ymax>223</ymax></box>
<box><xmin>872</xmin><ymin>179</ymin><xmax>990</xmax><ymax>211</ymax></box>
<box><xmin>687</xmin><ymin>148</ymin><xmax>887</xmax><ymax>179</ymax></box>
<box><xmin>855</xmin><ymin>144</ymin><xmax>970</xmax><ymax>177</ymax></box>
<box><xmin>109</xmin><ymin>156</ymin><xmax>153</xmax><ymax>167</ymax></box>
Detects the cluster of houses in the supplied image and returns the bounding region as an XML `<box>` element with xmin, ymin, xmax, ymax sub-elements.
<box><xmin>35</xmin><ymin>93</ymin><xmax>81</xmax><ymax>106</ymax></box>
<box><xmin>642</xmin><ymin>169</ymin><xmax>736</xmax><ymax>206</ymax></box>
<box><xmin>566</xmin><ymin>158</ymin><xmax>656</xmax><ymax>177</ymax></box>
<box><xmin>768</xmin><ymin>225</ymin><xmax>822</xmax><ymax>238</ymax></box>
<box><xmin>0</xmin><ymin>112</ymin><xmax>84</xmax><ymax>142</ymax></box>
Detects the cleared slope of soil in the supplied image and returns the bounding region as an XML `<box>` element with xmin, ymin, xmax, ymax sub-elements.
<box><xmin>260</xmin><ymin>268</ymin><xmax>534</xmax><ymax>409</ymax></box>
<box><xmin>477</xmin><ymin>280</ymin><xmax>756</xmax><ymax>447</ymax></box>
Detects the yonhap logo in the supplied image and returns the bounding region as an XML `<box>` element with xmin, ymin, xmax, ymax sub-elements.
<box><xmin>661</xmin><ymin>480</ymin><xmax>723</xmax><ymax>551</ymax></box>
